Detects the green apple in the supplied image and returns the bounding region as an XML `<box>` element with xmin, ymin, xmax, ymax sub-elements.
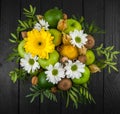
<box><xmin>49</xmin><ymin>29</ymin><xmax>62</xmax><ymax>46</ymax></box>
<box><xmin>38</xmin><ymin>50</ymin><xmax>59</xmax><ymax>69</ymax></box>
<box><xmin>72</xmin><ymin>66</ymin><xmax>90</xmax><ymax>84</ymax></box>
<box><xmin>38</xmin><ymin>71</ymin><xmax>54</xmax><ymax>89</ymax></box>
<box><xmin>18</xmin><ymin>40</ymin><xmax>26</xmax><ymax>57</ymax></box>
<box><xmin>44</xmin><ymin>8</ymin><xmax>63</xmax><ymax>28</ymax></box>
<box><xmin>86</xmin><ymin>50</ymin><xmax>95</xmax><ymax>65</ymax></box>
<box><xmin>63</xmin><ymin>19</ymin><xmax>82</xmax><ymax>34</ymax></box>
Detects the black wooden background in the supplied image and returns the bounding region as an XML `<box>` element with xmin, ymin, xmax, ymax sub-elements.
<box><xmin>0</xmin><ymin>0</ymin><xmax>120</xmax><ymax>114</ymax></box>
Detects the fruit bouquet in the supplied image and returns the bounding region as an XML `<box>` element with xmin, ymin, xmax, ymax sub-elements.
<box><xmin>8</xmin><ymin>5</ymin><xmax>120</xmax><ymax>108</ymax></box>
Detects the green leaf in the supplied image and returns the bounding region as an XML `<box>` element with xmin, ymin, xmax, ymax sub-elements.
<box><xmin>66</xmin><ymin>91</ymin><xmax>70</xmax><ymax>108</ymax></box>
<box><xmin>110</xmin><ymin>65</ymin><xmax>118</xmax><ymax>72</ymax></box>
<box><xmin>79</xmin><ymin>85</ymin><xmax>95</xmax><ymax>104</ymax></box>
<box><xmin>23</xmin><ymin>8</ymin><xmax>29</xmax><ymax>13</ymax></box>
<box><xmin>10</xmin><ymin>33</ymin><xmax>17</xmax><ymax>39</ymax></box>
<box><xmin>18</xmin><ymin>20</ymin><xmax>26</xmax><ymax>28</ymax></box>
<box><xmin>40</xmin><ymin>93</ymin><xmax>44</xmax><ymax>103</ymax></box>
<box><xmin>70</xmin><ymin>89</ymin><xmax>78</xmax><ymax>100</ymax></box>
<box><xmin>95</xmin><ymin>44</ymin><xmax>120</xmax><ymax>73</ymax></box>
<box><xmin>69</xmin><ymin>93</ymin><xmax>78</xmax><ymax>108</ymax></box>
<box><xmin>9</xmin><ymin>71</ymin><xmax>18</xmax><ymax>83</ymax></box>
<box><xmin>9</xmin><ymin>39</ymin><xmax>16</xmax><ymax>43</ymax></box>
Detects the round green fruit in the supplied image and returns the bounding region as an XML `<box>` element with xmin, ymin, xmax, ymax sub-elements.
<box><xmin>38</xmin><ymin>72</ymin><xmax>54</xmax><ymax>89</ymax></box>
<box><xmin>64</xmin><ymin>19</ymin><xmax>82</xmax><ymax>34</ymax></box>
<box><xmin>18</xmin><ymin>40</ymin><xmax>26</xmax><ymax>57</ymax></box>
<box><xmin>72</xmin><ymin>66</ymin><xmax>90</xmax><ymax>84</ymax></box>
<box><xmin>44</xmin><ymin>8</ymin><xmax>63</xmax><ymax>28</ymax></box>
<box><xmin>38</xmin><ymin>50</ymin><xmax>59</xmax><ymax>69</ymax></box>
<box><xmin>86</xmin><ymin>50</ymin><xmax>95</xmax><ymax>65</ymax></box>
<box><xmin>49</xmin><ymin>29</ymin><xmax>62</xmax><ymax>46</ymax></box>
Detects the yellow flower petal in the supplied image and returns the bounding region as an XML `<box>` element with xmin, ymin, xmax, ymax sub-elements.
<box><xmin>24</xmin><ymin>29</ymin><xmax>55</xmax><ymax>59</ymax></box>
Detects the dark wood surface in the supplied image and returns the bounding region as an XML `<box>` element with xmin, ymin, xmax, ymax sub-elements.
<box><xmin>0</xmin><ymin>0</ymin><xmax>120</xmax><ymax>114</ymax></box>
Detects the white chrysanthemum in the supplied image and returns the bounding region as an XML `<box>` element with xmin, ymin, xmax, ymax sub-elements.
<box><xmin>20</xmin><ymin>53</ymin><xmax>40</xmax><ymax>73</ymax></box>
<box><xmin>65</xmin><ymin>60</ymin><xmax>85</xmax><ymax>79</ymax></box>
<box><xmin>69</xmin><ymin>30</ymin><xmax>88</xmax><ymax>48</ymax></box>
<box><xmin>34</xmin><ymin>19</ymin><xmax>49</xmax><ymax>30</ymax></box>
<box><xmin>45</xmin><ymin>62</ymin><xmax>65</xmax><ymax>84</ymax></box>
<box><xmin>34</xmin><ymin>23</ymin><xmax>41</xmax><ymax>30</ymax></box>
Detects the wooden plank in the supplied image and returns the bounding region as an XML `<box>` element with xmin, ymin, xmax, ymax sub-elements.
<box><xmin>83</xmin><ymin>0</ymin><xmax>105</xmax><ymax>114</ymax></box>
<box><xmin>0</xmin><ymin>0</ymin><xmax>20</xmax><ymax>114</ymax></box>
<box><xmin>104</xmin><ymin>0</ymin><xmax>120</xmax><ymax>113</ymax></box>
<box><xmin>39</xmin><ymin>1</ymin><xmax>62</xmax><ymax>114</ymax></box>
<box><xmin>19</xmin><ymin>1</ymin><xmax>40</xmax><ymax>114</ymax></box>
<box><xmin>61</xmin><ymin>0</ymin><xmax>83</xmax><ymax>114</ymax></box>
<box><xmin>62</xmin><ymin>0</ymin><xmax>83</xmax><ymax>18</ymax></box>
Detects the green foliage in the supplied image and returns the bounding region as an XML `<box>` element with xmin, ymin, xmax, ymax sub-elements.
<box><xmin>9</xmin><ymin>33</ymin><xmax>20</xmax><ymax>43</ymax></box>
<box><xmin>95</xmin><ymin>44</ymin><xmax>120</xmax><ymax>73</ymax></box>
<box><xmin>26</xmin><ymin>83</ymin><xmax>94</xmax><ymax>108</ymax></box>
<box><xmin>9</xmin><ymin>68</ymin><xmax>27</xmax><ymax>83</ymax></box>
<box><xmin>17</xmin><ymin>5</ymin><xmax>37</xmax><ymax>33</ymax></box>
<box><xmin>63</xmin><ymin>84</ymin><xmax>95</xmax><ymax>108</ymax></box>
<box><xmin>79</xmin><ymin>85</ymin><xmax>95</xmax><ymax>104</ymax></box>
<box><xmin>7</xmin><ymin>47</ymin><xmax>20</xmax><ymax>62</ymax></box>
<box><xmin>27</xmin><ymin>85</ymin><xmax>57</xmax><ymax>103</ymax></box>
<box><xmin>23</xmin><ymin>5</ymin><xmax>36</xmax><ymax>18</ymax></box>
<box><xmin>79</xmin><ymin>16</ymin><xmax>105</xmax><ymax>35</ymax></box>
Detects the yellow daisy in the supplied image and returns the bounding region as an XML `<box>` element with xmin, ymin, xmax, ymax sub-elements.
<box><xmin>24</xmin><ymin>29</ymin><xmax>55</xmax><ymax>59</ymax></box>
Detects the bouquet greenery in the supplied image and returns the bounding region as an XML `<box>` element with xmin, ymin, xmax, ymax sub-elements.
<box><xmin>8</xmin><ymin>5</ymin><xmax>120</xmax><ymax>108</ymax></box>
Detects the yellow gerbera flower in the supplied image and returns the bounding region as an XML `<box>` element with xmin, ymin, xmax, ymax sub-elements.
<box><xmin>24</xmin><ymin>29</ymin><xmax>55</xmax><ymax>59</ymax></box>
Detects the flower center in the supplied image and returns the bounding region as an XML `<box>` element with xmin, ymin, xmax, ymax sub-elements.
<box><xmin>29</xmin><ymin>59</ymin><xmax>35</xmax><ymax>65</ymax></box>
<box><xmin>71</xmin><ymin>65</ymin><xmax>78</xmax><ymax>71</ymax></box>
<box><xmin>52</xmin><ymin>69</ymin><xmax>58</xmax><ymax>76</ymax></box>
<box><xmin>38</xmin><ymin>42</ymin><xmax>42</xmax><ymax>46</ymax></box>
<box><xmin>75</xmin><ymin>36</ymin><xmax>81</xmax><ymax>43</ymax></box>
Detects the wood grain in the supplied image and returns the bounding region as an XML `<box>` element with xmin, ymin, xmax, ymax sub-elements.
<box><xmin>0</xmin><ymin>0</ymin><xmax>20</xmax><ymax>114</ymax></box>
<box><xmin>104</xmin><ymin>0</ymin><xmax>120</xmax><ymax>113</ymax></box>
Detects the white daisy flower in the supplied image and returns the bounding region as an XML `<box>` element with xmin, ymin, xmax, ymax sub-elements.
<box><xmin>34</xmin><ymin>19</ymin><xmax>49</xmax><ymax>30</ymax></box>
<box><xmin>45</xmin><ymin>62</ymin><xmax>65</xmax><ymax>84</ymax></box>
<box><xmin>34</xmin><ymin>23</ymin><xmax>41</xmax><ymax>30</ymax></box>
<box><xmin>69</xmin><ymin>30</ymin><xmax>88</xmax><ymax>48</ymax></box>
<box><xmin>65</xmin><ymin>60</ymin><xmax>85</xmax><ymax>79</ymax></box>
<box><xmin>20</xmin><ymin>53</ymin><xmax>40</xmax><ymax>73</ymax></box>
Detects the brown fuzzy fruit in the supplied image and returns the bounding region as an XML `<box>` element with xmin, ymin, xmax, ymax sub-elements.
<box><xmin>58</xmin><ymin>78</ymin><xmax>72</xmax><ymax>91</ymax></box>
<box><xmin>85</xmin><ymin>35</ymin><xmax>95</xmax><ymax>49</ymax></box>
<box><xmin>21</xmin><ymin>31</ymin><xmax>27</xmax><ymax>38</ymax></box>
<box><xmin>78</xmin><ymin>55</ymin><xmax>86</xmax><ymax>63</ymax></box>
<box><xmin>31</xmin><ymin>76</ymin><xmax>38</xmax><ymax>85</ymax></box>
<box><xmin>51</xmin><ymin>86</ymin><xmax>58</xmax><ymax>93</ymax></box>
<box><xmin>60</xmin><ymin>56</ymin><xmax>69</xmax><ymax>63</ymax></box>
